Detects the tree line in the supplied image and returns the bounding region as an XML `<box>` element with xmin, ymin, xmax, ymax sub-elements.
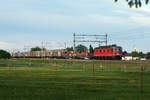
<box><xmin>0</xmin><ymin>50</ymin><xmax>11</xmax><ymax>59</ymax></box>
<box><xmin>131</xmin><ymin>51</ymin><xmax>150</xmax><ymax>59</ymax></box>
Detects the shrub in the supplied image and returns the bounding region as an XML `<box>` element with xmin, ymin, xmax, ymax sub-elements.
<box><xmin>0</xmin><ymin>50</ymin><xmax>11</xmax><ymax>59</ymax></box>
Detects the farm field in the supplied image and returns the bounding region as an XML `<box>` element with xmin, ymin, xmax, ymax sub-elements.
<box><xmin>0</xmin><ymin>59</ymin><xmax>150</xmax><ymax>100</ymax></box>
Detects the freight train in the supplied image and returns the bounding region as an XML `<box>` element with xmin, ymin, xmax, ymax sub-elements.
<box><xmin>12</xmin><ymin>45</ymin><xmax>123</xmax><ymax>60</ymax></box>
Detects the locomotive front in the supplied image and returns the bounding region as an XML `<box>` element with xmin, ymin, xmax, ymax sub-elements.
<box><xmin>93</xmin><ymin>45</ymin><xmax>123</xmax><ymax>60</ymax></box>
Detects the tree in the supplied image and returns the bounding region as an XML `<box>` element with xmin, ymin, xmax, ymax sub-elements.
<box><xmin>66</xmin><ymin>47</ymin><xmax>73</xmax><ymax>51</ymax></box>
<box><xmin>138</xmin><ymin>52</ymin><xmax>145</xmax><ymax>58</ymax></box>
<box><xmin>114</xmin><ymin>0</ymin><xmax>149</xmax><ymax>8</ymax></box>
<box><xmin>131</xmin><ymin>51</ymin><xmax>138</xmax><ymax>57</ymax></box>
<box><xmin>0</xmin><ymin>50</ymin><xmax>11</xmax><ymax>59</ymax></box>
<box><xmin>89</xmin><ymin>45</ymin><xmax>94</xmax><ymax>54</ymax></box>
<box><xmin>75</xmin><ymin>44</ymin><xmax>87</xmax><ymax>52</ymax></box>
<box><xmin>123</xmin><ymin>51</ymin><xmax>128</xmax><ymax>55</ymax></box>
<box><xmin>31</xmin><ymin>46</ymin><xmax>42</xmax><ymax>52</ymax></box>
<box><xmin>146</xmin><ymin>52</ymin><xmax>150</xmax><ymax>59</ymax></box>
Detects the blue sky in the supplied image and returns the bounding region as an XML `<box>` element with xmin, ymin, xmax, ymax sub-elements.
<box><xmin>0</xmin><ymin>0</ymin><xmax>150</xmax><ymax>53</ymax></box>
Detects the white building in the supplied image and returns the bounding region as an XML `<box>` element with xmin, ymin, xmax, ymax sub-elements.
<box><xmin>122</xmin><ymin>56</ymin><xmax>139</xmax><ymax>61</ymax></box>
<box><xmin>122</xmin><ymin>56</ymin><xmax>133</xmax><ymax>61</ymax></box>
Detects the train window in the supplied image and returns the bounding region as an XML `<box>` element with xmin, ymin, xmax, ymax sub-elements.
<box><xmin>103</xmin><ymin>50</ymin><xmax>105</xmax><ymax>52</ymax></box>
<box><xmin>107</xmin><ymin>50</ymin><xmax>109</xmax><ymax>52</ymax></box>
<box><xmin>100</xmin><ymin>50</ymin><xmax>102</xmax><ymax>52</ymax></box>
<box><xmin>111</xmin><ymin>49</ymin><xmax>113</xmax><ymax>52</ymax></box>
<box><xmin>113</xmin><ymin>48</ymin><xmax>116</xmax><ymax>52</ymax></box>
<box><xmin>119</xmin><ymin>48</ymin><xmax>122</xmax><ymax>52</ymax></box>
<box><xmin>96</xmin><ymin>50</ymin><xmax>99</xmax><ymax>53</ymax></box>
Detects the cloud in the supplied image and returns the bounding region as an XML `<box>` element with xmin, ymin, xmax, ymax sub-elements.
<box><xmin>0</xmin><ymin>40</ymin><xmax>65</xmax><ymax>52</ymax></box>
<box><xmin>0</xmin><ymin>41</ymin><xmax>18</xmax><ymax>50</ymax></box>
<box><xmin>140</xmin><ymin>7</ymin><xmax>150</xmax><ymax>13</ymax></box>
<box><xmin>130</xmin><ymin>14</ymin><xmax>150</xmax><ymax>25</ymax></box>
<box><xmin>87</xmin><ymin>14</ymin><xmax>126</xmax><ymax>24</ymax></box>
<box><xmin>0</xmin><ymin>41</ymin><xmax>9</xmax><ymax>49</ymax></box>
<box><xmin>0</xmin><ymin>9</ymin><xmax>132</xmax><ymax>28</ymax></box>
<box><xmin>113</xmin><ymin>6</ymin><xmax>150</xmax><ymax>26</ymax></box>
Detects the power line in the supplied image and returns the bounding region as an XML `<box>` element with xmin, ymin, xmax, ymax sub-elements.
<box><xmin>73</xmin><ymin>33</ymin><xmax>108</xmax><ymax>54</ymax></box>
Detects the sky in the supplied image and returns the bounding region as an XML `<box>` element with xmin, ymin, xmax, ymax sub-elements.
<box><xmin>0</xmin><ymin>0</ymin><xmax>150</xmax><ymax>53</ymax></box>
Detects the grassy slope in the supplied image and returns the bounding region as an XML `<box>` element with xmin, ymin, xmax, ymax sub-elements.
<box><xmin>0</xmin><ymin>59</ymin><xmax>150</xmax><ymax>100</ymax></box>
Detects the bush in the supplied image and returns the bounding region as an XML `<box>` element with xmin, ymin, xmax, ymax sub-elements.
<box><xmin>31</xmin><ymin>46</ymin><xmax>42</xmax><ymax>52</ymax></box>
<box><xmin>0</xmin><ymin>50</ymin><xmax>11</xmax><ymax>59</ymax></box>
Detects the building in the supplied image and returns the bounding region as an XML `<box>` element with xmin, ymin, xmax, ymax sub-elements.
<box><xmin>133</xmin><ymin>45</ymin><xmax>137</xmax><ymax>52</ymax></box>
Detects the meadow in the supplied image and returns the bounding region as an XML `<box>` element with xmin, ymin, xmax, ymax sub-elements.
<box><xmin>0</xmin><ymin>59</ymin><xmax>150</xmax><ymax>100</ymax></box>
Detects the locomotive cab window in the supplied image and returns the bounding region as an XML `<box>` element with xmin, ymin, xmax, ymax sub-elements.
<box><xmin>100</xmin><ymin>50</ymin><xmax>102</xmax><ymax>52</ymax></box>
<box><xmin>113</xmin><ymin>48</ymin><xmax>116</xmax><ymax>52</ymax></box>
<box><xmin>111</xmin><ymin>49</ymin><xmax>113</xmax><ymax>52</ymax></box>
<box><xmin>119</xmin><ymin>48</ymin><xmax>122</xmax><ymax>52</ymax></box>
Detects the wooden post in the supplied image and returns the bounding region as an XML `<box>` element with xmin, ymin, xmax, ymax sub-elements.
<box><xmin>144</xmin><ymin>66</ymin><xmax>147</xmax><ymax>72</ymax></box>
<box><xmin>123</xmin><ymin>65</ymin><xmax>127</xmax><ymax>72</ymax></box>
<box><xmin>82</xmin><ymin>64</ymin><xmax>84</xmax><ymax>72</ymax></box>
<box><xmin>140</xmin><ymin>66</ymin><xmax>144</xmax><ymax>93</ymax></box>
<box><xmin>72</xmin><ymin>60</ymin><xmax>74</xmax><ymax>68</ymax></box>
<box><xmin>100</xmin><ymin>65</ymin><xmax>103</xmax><ymax>72</ymax></box>
<box><xmin>93</xmin><ymin>63</ymin><xmax>95</xmax><ymax>76</ymax></box>
<box><xmin>108</xmin><ymin>65</ymin><xmax>111</xmax><ymax>72</ymax></box>
<box><xmin>55</xmin><ymin>62</ymin><xmax>57</xmax><ymax>67</ymax></box>
<box><xmin>8</xmin><ymin>64</ymin><xmax>10</xmax><ymax>74</ymax></box>
<box><xmin>103</xmin><ymin>65</ymin><xmax>105</xmax><ymax>72</ymax></box>
<box><xmin>83</xmin><ymin>64</ymin><xmax>86</xmax><ymax>72</ymax></box>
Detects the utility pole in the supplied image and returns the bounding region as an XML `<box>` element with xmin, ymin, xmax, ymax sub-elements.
<box><xmin>106</xmin><ymin>33</ymin><xmax>108</xmax><ymax>46</ymax></box>
<box><xmin>73</xmin><ymin>33</ymin><xmax>76</xmax><ymax>56</ymax></box>
<box><xmin>41</xmin><ymin>42</ymin><xmax>44</xmax><ymax>50</ymax></box>
<box><xmin>64</xmin><ymin>42</ymin><xmax>67</xmax><ymax>49</ymax></box>
<box><xmin>23</xmin><ymin>46</ymin><xmax>26</xmax><ymax>58</ymax></box>
<box><xmin>24</xmin><ymin>45</ymin><xmax>33</xmax><ymax>58</ymax></box>
<box><xmin>41</xmin><ymin>42</ymin><xmax>44</xmax><ymax>59</ymax></box>
<box><xmin>140</xmin><ymin>66</ymin><xmax>144</xmax><ymax>92</ymax></box>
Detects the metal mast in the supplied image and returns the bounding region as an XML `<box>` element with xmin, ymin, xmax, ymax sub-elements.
<box><xmin>73</xmin><ymin>33</ymin><xmax>76</xmax><ymax>55</ymax></box>
<box><xmin>73</xmin><ymin>33</ymin><xmax>108</xmax><ymax>55</ymax></box>
<box><xmin>106</xmin><ymin>33</ymin><xmax>108</xmax><ymax>46</ymax></box>
<box><xmin>73</xmin><ymin>33</ymin><xmax>108</xmax><ymax>45</ymax></box>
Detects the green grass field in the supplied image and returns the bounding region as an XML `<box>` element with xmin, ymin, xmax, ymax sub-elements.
<box><xmin>0</xmin><ymin>59</ymin><xmax>150</xmax><ymax>100</ymax></box>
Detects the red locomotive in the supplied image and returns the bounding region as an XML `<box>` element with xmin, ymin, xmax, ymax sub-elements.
<box><xmin>93</xmin><ymin>45</ymin><xmax>123</xmax><ymax>60</ymax></box>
